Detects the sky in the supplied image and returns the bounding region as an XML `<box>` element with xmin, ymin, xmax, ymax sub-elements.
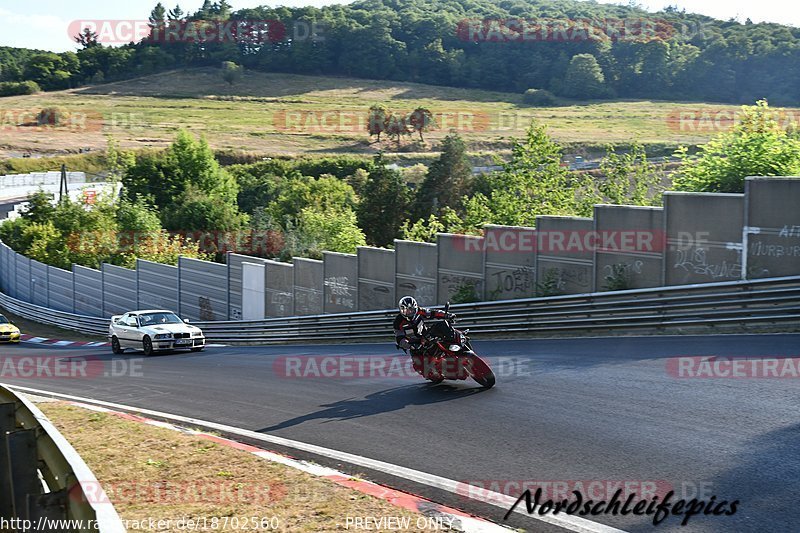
<box><xmin>0</xmin><ymin>0</ymin><xmax>797</xmax><ymax>53</ymax></box>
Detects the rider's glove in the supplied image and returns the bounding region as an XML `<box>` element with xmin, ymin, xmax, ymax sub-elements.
<box><xmin>447</xmin><ymin>312</ymin><xmax>457</xmax><ymax>321</ymax></box>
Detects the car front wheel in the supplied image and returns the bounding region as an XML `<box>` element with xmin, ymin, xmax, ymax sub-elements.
<box><xmin>142</xmin><ymin>336</ymin><xmax>154</xmax><ymax>356</ymax></box>
<box><xmin>111</xmin><ymin>336</ymin><xmax>123</xmax><ymax>354</ymax></box>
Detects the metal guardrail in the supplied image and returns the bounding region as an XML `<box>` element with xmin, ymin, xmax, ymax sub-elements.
<box><xmin>1</xmin><ymin>275</ymin><xmax>799</xmax><ymax>344</ymax></box>
<box><xmin>0</xmin><ymin>385</ymin><xmax>125</xmax><ymax>532</ymax></box>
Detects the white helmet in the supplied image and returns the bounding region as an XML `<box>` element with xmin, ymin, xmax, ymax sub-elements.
<box><xmin>399</xmin><ymin>296</ymin><xmax>418</xmax><ymax>317</ymax></box>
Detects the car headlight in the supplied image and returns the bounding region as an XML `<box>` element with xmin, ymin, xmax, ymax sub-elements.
<box><xmin>191</xmin><ymin>331</ymin><xmax>203</xmax><ymax>337</ymax></box>
<box><xmin>448</xmin><ymin>344</ymin><xmax>461</xmax><ymax>351</ymax></box>
<box><xmin>154</xmin><ymin>333</ymin><xmax>172</xmax><ymax>340</ymax></box>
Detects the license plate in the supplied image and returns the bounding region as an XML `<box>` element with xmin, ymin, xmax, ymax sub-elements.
<box><xmin>175</xmin><ymin>339</ymin><xmax>190</xmax><ymax>345</ymax></box>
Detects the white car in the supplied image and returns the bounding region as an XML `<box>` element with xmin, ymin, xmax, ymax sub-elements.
<box><xmin>109</xmin><ymin>310</ymin><xmax>205</xmax><ymax>355</ymax></box>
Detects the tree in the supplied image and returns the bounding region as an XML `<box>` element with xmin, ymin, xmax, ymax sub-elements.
<box><xmin>148</xmin><ymin>2</ymin><xmax>167</xmax><ymax>40</ymax></box>
<box><xmin>74</xmin><ymin>28</ymin><xmax>100</xmax><ymax>49</ymax></box>
<box><xmin>384</xmin><ymin>113</ymin><xmax>411</xmax><ymax>144</ymax></box>
<box><xmin>163</xmin><ymin>185</ymin><xmax>249</xmax><ymax>232</ymax></box>
<box><xmin>598</xmin><ymin>143</ymin><xmax>665</xmax><ymax>206</ymax></box>
<box><xmin>674</xmin><ymin>100</ymin><xmax>800</xmax><ymax>193</ymax></box>
<box><xmin>367</xmin><ymin>104</ymin><xmax>388</xmax><ymax>142</ymax></box>
<box><xmin>561</xmin><ymin>54</ymin><xmax>608</xmax><ymax>99</ymax></box>
<box><xmin>408</xmin><ymin>107</ymin><xmax>435</xmax><ymax>141</ymax></box>
<box><xmin>461</xmin><ymin>121</ymin><xmax>596</xmax><ymax>231</ymax></box>
<box><xmin>283</xmin><ymin>207</ymin><xmax>366</xmax><ymax>259</ymax></box>
<box><xmin>123</xmin><ymin>130</ymin><xmax>245</xmax><ymax>231</ymax></box>
<box><xmin>221</xmin><ymin>61</ymin><xmax>243</xmax><ymax>85</ymax></box>
<box><xmin>357</xmin><ymin>154</ymin><xmax>411</xmax><ymax>246</ymax></box>
<box><xmin>414</xmin><ymin>133</ymin><xmax>472</xmax><ymax>218</ymax></box>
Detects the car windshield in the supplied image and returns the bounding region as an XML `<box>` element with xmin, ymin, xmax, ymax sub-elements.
<box><xmin>0</xmin><ymin>315</ymin><xmax>8</xmax><ymax>324</ymax></box>
<box><xmin>138</xmin><ymin>312</ymin><xmax>182</xmax><ymax>326</ymax></box>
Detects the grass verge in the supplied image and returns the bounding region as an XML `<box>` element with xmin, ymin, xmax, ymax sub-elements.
<box><xmin>40</xmin><ymin>402</ymin><xmax>444</xmax><ymax>532</ymax></box>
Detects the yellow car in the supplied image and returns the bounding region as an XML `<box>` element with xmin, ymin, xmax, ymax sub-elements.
<box><xmin>0</xmin><ymin>314</ymin><xmax>21</xmax><ymax>343</ymax></box>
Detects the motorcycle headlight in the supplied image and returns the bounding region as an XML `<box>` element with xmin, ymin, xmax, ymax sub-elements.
<box><xmin>154</xmin><ymin>333</ymin><xmax>172</xmax><ymax>340</ymax></box>
<box><xmin>448</xmin><ymin>344</ymin><xmax>461</xmax><ymax>351</ymax></box>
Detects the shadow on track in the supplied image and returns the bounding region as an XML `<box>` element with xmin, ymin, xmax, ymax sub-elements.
<box><xmin>258</xmin><ymin>383</ymin><xmax>487</xmax><ymax>432</ymax></box>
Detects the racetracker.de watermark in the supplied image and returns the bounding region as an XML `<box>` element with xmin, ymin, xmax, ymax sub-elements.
<box><xmin>666</xmin><ymin>356</ymin><xmax>800</xmax><ymax>378</ymax></box>
<box><xmin>0</xmin><ymin>355</ymin><xmax>142</xmax><ymax>379</ymax></box>
<box><xmin>71</xmin><ymin>480</ymin><xmax>286</xmax><ymax>505</ymax></box>
<box><xmin>666</xmin><ymin>108</ymin><xmax>800</xmax><ymax>133</ymax></box>
<box><xmin>449</xmin><ymin>229</ymin><xmax>667</xmax><ymax>254</ymax></box>
<box><xmin>456</xmin><ymin>479</ymin><xmax>674</xmax><ymax>504</ymax></box>
<box><xmin>456</xmin><ymin>17</ymin><xmax>677</xmax><ymax>43</ymax></box>
<box><xmin>66</xmin><ymin>229</ymin><xmax>285</xmax><ymax>256</ymax></box>
<box><xmin>68</xmin><ymin>19</ymin><xmax>323</xmax><ymax>45</ymax></box>
<box><xmin>0</xmin><ymin>109</ymin><xmax>149</xmax><ymax>134</ymax></box>
<box><xmin>272</xmin><ymin>355</ymin><xmax>531</xmax><ymax>379</ymax></box>
<box><xmin>273</xmin><ymin>110</ymin><xmax>492</xmax><ymax>134</ymax></box>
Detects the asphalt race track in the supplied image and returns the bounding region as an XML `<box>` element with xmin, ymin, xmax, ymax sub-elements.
<box><xmin>2</xmin><ymin>334</ymin><xmax>799</xmax><ymax>532</ymax></box>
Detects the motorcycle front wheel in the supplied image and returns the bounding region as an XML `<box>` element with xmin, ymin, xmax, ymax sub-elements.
<box><xmin>467</xmin><ymin>353</ymin><xmax>496</xmax><ymax>389</ymax></box>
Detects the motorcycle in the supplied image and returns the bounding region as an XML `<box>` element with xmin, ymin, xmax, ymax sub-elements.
<box><xmin>403</xmin><ymin>303</ymin><xmax>496</xmax><ymax>389</ymax></box>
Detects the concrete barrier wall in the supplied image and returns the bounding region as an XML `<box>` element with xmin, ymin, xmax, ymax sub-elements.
<box><xmin>294</xmin><ymin>258</ymin><xmax>323</xmax><ymax>316</ymax></box>
<box><xmin>437</xmin><ymin>234</ymin><xmax>485</xmax><ymax>304</ymax></box>
<box><xmin>265</xmin><ymin>260</ymin><xmax>294</xmax><ymax>317</ymax></box>
<box><xmin>3</xmin><ymin>176</ymin><xmax>800</xmax><ymax>318</ymax></box>
<box><xmin>30</xmin><ymin>259</ymin><xmax>49</xmax><ymax>307</ymax></box>
<box><xmin>483</xmin><ymin>224</ymin><xmax>536</xmax><ymax>301</ymax></box>
<box><xmin>593</xmin><ymin>205</ymin><xmax>664</xmax><ymax>291</ymax></box>
<box><xmin>323</xmin><ymin>252</ymin><xmax>358</xmax><ymax>313</ymax></box>
<box><xmin>136</xmin><ymin>260</ymin><xmax>178</xmax><ymax>312</ymax></box>
<box><xmin>395</xmin><ymin>240</ymin><xmax>437</xmax><ymax>307</ymax></box>
<box><xmin>242</xmin><ymin>262</ymin><xmax>266</xmax><ymax>320</ymax></box>
<box><xmin>73</xmin><ymin>265</ymin><xmax>102</xmax><ymax>317</ymax></box>
<box><xmin>0</xmin><ymin>244</ymin><xmax>10</xmax><ymax>296</ymax></box>
<box><xmin>357</xmin><ymin>247</ymin><xmax>395</xmax><ymax>311</ymax></box>
<box><xmin>102</xmin><ymin>263</ymin><xmax>137</xmax><ymax>316</ymax></box>
<box><xmin>227</xmin><ymin>253</ymin><xmax>269</xmax><ymax>321</ymax></box>
<box><xmin>47</xmin><ymin>266</ymin><xmax>73</xmax><ymax>312</ymax></box>
<box><xmin>179</xmin><ymin>257</ymin><xmax>228</xmax><ymax>322</ymax></box>
<box><xmin>664</xmin><ymin>192</ymin><xmax>744</xmax><ymax>285</ymax></box>
<box><xmin>535</xmin><ymin>216</ymin><xmax>594</xmax><ymax>295</ymax></box>
<box><xmin>15</xmin><ymin>254</ymin><xmax>30</xmax><ymax>303</ymax></box>
<box><xmin>745</xmin><ymin>177</ymin><xmax>800</xmax><ymax>279</ymax></box>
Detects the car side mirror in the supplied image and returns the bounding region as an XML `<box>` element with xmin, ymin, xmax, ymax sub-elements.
<box><xmin>183</xmin><ymin>318</ymin><xmax>190</xmax><ymax>323</ymax></box>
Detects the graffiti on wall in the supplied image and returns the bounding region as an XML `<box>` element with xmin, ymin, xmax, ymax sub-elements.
<box><xmin>324</xmin><ymin>276</ymin><xmax>355</xmax><ymax>309</ymax></box>
<box><xmin>673</xmin><ymin>247</ymin><xmax>742</xmax><ymax>280</ymax></box>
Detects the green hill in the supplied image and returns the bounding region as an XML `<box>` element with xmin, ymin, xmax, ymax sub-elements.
<box><xmin>3</xmin><ymin>67</ymin><xmax>792</xmax><ymax>160</ymax></box>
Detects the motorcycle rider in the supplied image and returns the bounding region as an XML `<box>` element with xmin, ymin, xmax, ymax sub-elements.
<box><xmin>393</xmin><ymin>296</ymin><xmax>456</xmax><ymax>356</ymax></box>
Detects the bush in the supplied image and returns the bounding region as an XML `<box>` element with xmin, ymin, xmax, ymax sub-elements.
<box><xmin>523</xmin><ymin>88</ymin><xmax>557</xmax><ymax>107</ymax></box>
<box><xmin>37</xmin><ymin>107</ymin><xmax>67</xmax><ymax>126</ymax></box>
<box><xmin>0</xmin><ymin>80</ymin><xmax>40</xmax><ymax>97</ymax></box>
<box><xmin>603</xmin><ymin>263</ymin><xmax>632</xmax><ymax>291</ymax></box>
<box><xmin>450</xmin><ymin>280</ymin><xmax>480</xmax><ymax>304</ymax></box>
<box><xmin>536</xmin><ymin>268</ymin><xmax>564</xmax><ymax>297</ymax></box>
